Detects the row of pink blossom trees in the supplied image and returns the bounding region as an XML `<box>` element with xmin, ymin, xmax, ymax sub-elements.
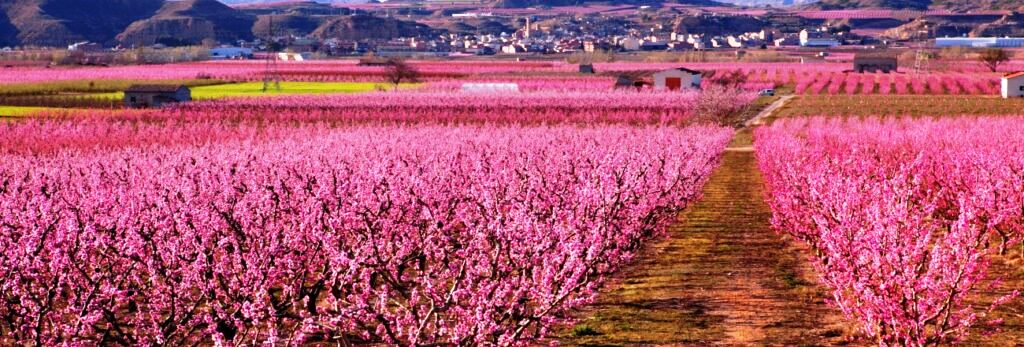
<box><xmin>755</xmin><ymin>117</ymin><xmax>1023</xmax><ymax>346</ymax></box>
<box><xmin>0</xmin><ymin>121</ymin><xmax>733</xmax><ymax>345</ymax></box>
<box><xmin>792</xmin><ymin>72</ymin><xmax>999</xmax><ymax>95</ymax></box>
<box><xmin>168</xmin><ymin>89</ymin><xmax>757</xmax><ymax>125</ymax></box>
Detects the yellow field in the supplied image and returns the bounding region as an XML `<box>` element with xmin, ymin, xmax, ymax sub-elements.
<box><xmin>93</xmin><ymin>82</ymin><xmax>409</xmax><ymax>101</ymax></box>
<box><xmin>0</xmin><ymin>106</ymin><xmax>58</xmax><ymax>117</ymax></box>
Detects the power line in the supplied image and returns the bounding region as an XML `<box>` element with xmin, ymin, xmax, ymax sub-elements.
<box><xmin>263</xmin><ymin>14</ymin><xmax>281</xmax><ymax>93</ymax></box>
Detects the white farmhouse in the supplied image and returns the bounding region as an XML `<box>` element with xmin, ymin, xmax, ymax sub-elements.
<box><xmin>1002</xmin><ymin>72</ymin><xmax>1024</xmax><ymax>98</ymax></box>
<box><xmin>619</xmin><ymin>37</ymin><xmax>641</xmax><ymax>51</ymax></box>
<box><xmin>278</xmin><ymin>52</ymin><xmax>311</xmax><ymax>61</ymax></box>
<box><xmin>653</xmin><ymin>68</ymin><xmax>702</xmax><ymax>91</ymax></box>
<box><xmin>461</xmin><ymin>83</ymin><xmax>520</xmax><ymax>93</ymax></box>
<box><xmin>209</xmin><ymin>47</ymin><xmax>253</xmax><ymax>60</ymax></box>
<box><xmin>799</xmin><ymin>29</ymin><xmax>840</xmax><ymax>47</ymax></box>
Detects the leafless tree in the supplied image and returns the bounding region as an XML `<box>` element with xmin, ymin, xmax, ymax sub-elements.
<box><xmin>978</xmin><ymin>48</ymin><xmax>1010</xmax><ymax>72</ymax></box>
<box><xmin>384</xmin><ymin>59</ymin><xmax>419</xmax><ymax>90</ymax></box>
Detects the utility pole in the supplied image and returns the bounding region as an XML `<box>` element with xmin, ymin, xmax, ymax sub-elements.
<box><xmin>262</xmin><ymin>14</ymin><xmax>281</xmax><ymax>93</ymax></box>
<box><xmin>913</xmin><ymin>50</ymin><xmax>930</xmax><ymax>75</ymax></box>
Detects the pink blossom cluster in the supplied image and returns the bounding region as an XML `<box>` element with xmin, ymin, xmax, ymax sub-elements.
<box><xmin>0</xmin><ymin>122</ymin><xmax>732</xmax><ymax>345</ymax></box>
<box><xmin>590</xmin><ymin>62</ymin><xmax>848</xmax><ymax>74</ymax></box>
<box><xmin>940</xmin><ymin>61</ymin><xmax>1024</xmax><ymax>74</ymax></box>
<box><xmin>166</xmin><ymin>89</ymin><xmax>757</xmax><ymax>125</ymax></box>
<box><xmin>794</xmin><ymin>9</ymin><xmax>967</xmax><ymax>19</ymax></box>
<box><xmin>0</xmin><ymin>60</ymin><xmax>567</xmax><ymax>85</ymax></box>
<box><xmin>1</xmin><ymin>60</ymin><xmax>1017</xmax><ymax>88</ymax></box>
<box><xmin>792</xmin><ymin>72</ymin><xmax>999</xmax><ymax>95</ymax></box>
<box><xmin>0</xmin><ymin>116</ymin><xmax>307</xmax><ymax>155</ymax></box>
<box><xmin>268</xmin><ymin>60</ymin><xmax>564</xmax><ymax>82</ymax></box>
<box><xmin>0</xmin><ymin>63</ymin><xmax>263</xmax><ymax>85</ymax></box>
<box><xmin>756</xmin><ymin>117</ymin><xmax>1023</xmax><ymax>345</ymax></box>
<box><xmin>427</xmin><ymin>76</ymin><xmax>617</xmax><ymax>92</ymax></box>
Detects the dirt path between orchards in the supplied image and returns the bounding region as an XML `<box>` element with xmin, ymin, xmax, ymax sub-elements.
<box><xmin>553</xmin><ymin>95</ymin><xmax>1024</xmax><ymax>346</ymax></box>
<box><xmin>552</xmin><ymin>129</ymin><xmax>856</xmax><ymax>346</ymax></box>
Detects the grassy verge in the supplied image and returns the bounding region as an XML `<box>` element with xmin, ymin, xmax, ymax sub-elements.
<box><xmin>93</xmin><ymin>82</ymin><xmax>412</xmax><ymax>101</ymax></box>
<box><xmin>775</xmin><ymin>95</ymin><xmax>1024</xmax><ymax>118</ymax></box>
<box><xmin>0</xmin><ymin>79</ymin><xmax>227</xmax><ymax>96</ymax></box>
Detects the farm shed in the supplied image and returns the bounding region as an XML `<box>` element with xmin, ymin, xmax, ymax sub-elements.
<box><xmin>579</xmin><ymin>64</ymin><xmax>595</xmax><ymax>74</ymax></box>
<box><xmin>461</xmin><ymin>83</ymin><xmax>520</xmax><ymax>93</ymax></box>
<box><xmin>853</xmin><ymin>54</ymin><xmax>898</xmax><ymax>73</ymax></box>
<box><xmin>653</xmin><ymin>68</ymin><xmax>702</xmax><ymax>91</ymax></box>
<box><xmin>124</xmin><ymin>85</ymin><xmax>191</xmax><ymax>108</ymax></box>
<box><xmin>1002</xmin><ymin>72</ymin><xmax>1024</xmax><ymax>98</ymax></box>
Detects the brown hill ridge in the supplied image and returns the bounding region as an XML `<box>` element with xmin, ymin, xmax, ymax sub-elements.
<box><xmin>0</xmin><ymin>0</ymin><xmax>163</xmax><ymax>46</ymax></box>
<box><xmin>311</xmin><ymin>14</ymin><xmax>434</xmax><ymax>40</ymax></box>
<box><xmin>808</xmin><ymin>0</ymin><xmax>1024</xmax><ymax>10</ymax></box>
<box><xmin>116</xmin><ymin>0</ymin><xmax>256</xmax><ymax>46</ymax></box>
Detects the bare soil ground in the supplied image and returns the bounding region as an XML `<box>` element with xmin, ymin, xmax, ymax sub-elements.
<box><xmin>963</xmin><ymin>254</ymin><xmax>1024</xmax><ymax>346</ymax></box>
<box><xmin>553</xmin><ymin>96</ymin><xmax>1024</xmax><ymax>346</ymax></box>
<box><xmin>554</xmin><ymin>131</ymin><xmax>858</xmax><ymax>346</ymax></box>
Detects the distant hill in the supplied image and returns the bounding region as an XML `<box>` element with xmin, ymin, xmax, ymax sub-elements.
<box><xmin>116</xmin><ymin>0</ymin><xmax>256</xmax><ymax>46</ymax></box>
<box><xmin>714</xmin><ymin>0</ymin><xmax>815</xmax><ymax>6</ymax></box>
<box><xmin>806</xmin><ymin>0</ymin><xmax>1024</xmax><ymax>10</ymax></box>
<box><xmin>0</xmin><ymin>8</ymin><xmax>17</xmax><ymax>46</ymax></box>
<box><xmin>933</xmin><ymin>0</ymin><xmax>1024</xmax><ymax>11</ymax></box>
<box><xmin>219</xmin><ymin>0</ymin><xmax>337</xmax><ymax>4</ymax></box>
<box><xmin>884</xmin><ymin>12</ymin><xmax>1024</xmax><ymax>39</ymax></box>
<box><xmin>250</xmin><ymin>2</ymin><xmax>350</xmax><ymax>37</ymax></box>
<box><xmin>494</xmin><ymin>0</ymin><xmax>723</xmax><ymax>7</ymax></box>
<box><xmin>806</xmin><ymin>0</ymin><xmax>930</xmax><ymax>10</ymax></box>
<box><xmin>311</xmin><ymin>14</ymin><xmax>434</xmax><ymax>40</ymax></box>
<box><xmin>0</xmin><ymin>0</ymin><xmax>163</xmax><ymax>46</ymax></box>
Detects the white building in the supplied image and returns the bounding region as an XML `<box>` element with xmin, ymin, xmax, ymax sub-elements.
<box><xmin>620</xmin><ymin>37</ymin><xmax>641</xmax><ymax>51</ymax></box>
<box><xmin>278</xmin><ymin>52</ymin><xmax>311</xmax><ymax>61</ymax></box>
<box><xmin>727</xmin><ymin>36</ymin><xmax>744</xmax><ymax>48</ymax></box>
<box><xmin>209</xmin><ymin>47</ymin><xmax>253</xmax><ymax>60</ymax></box>
<box><xmin>461</xmin><ymin>83</ymin><xmax>519</xmax><ymax>93</ymax></box>
<box><xmin>653</xmin><ymin>68</ymin><xmax>702</xmax><ymax>91</ymax></box>
<box><xmin>936</xmin><ymin>37</ymin><xmax>1024</xmax><ymax>48</ymax></box>
<box><xmin>799</xmin><ymin>29</ymin><xmax>840</xmax><ymax>47</ymax></box>
<box><xmin>1002</xmin><ymin>72</ymin><xmax>1024</xmax><ymax>98</ymax></box>
<box><xmin>68</xmin><ymin>41</ymin><xmax>102</xmax><ymax>52</ymax></box>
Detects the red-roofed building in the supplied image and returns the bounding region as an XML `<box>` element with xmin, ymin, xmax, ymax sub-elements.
<box><xmin>1002</xmin><ymin>72</ymin><xmax>1024</xmax><ymax>98</ymax></box>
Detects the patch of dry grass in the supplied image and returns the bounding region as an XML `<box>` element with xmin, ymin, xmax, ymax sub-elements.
<box><xmin>775</xmin><ymin>95</ymin><xmax>1024</xmax><ymax>118</ymax></box>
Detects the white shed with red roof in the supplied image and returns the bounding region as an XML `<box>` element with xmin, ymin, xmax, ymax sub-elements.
<box><xmin>1002</xmin><ymin>72</ymin><xmax>1024</xmax><ymax>98</ymax></box>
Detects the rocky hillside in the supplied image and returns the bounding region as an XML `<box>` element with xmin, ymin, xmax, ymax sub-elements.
<box><xmin>0</xmin><ymin>0</ymin><xmax>163</xmax><ymax>46</ymax></box>
<box><xmin>882</xmin><ymin>13</ymin><xmax>1015</xmax><ymax>39</ymax></box>
<box><xmin>495</xmin><ymin>0</ymin><xmax>722</xmax><ymax>7</ymax></box>
<box><xmin>0</xmin><ymin>0</ymin><xmax>436</xmax><ymax>47</ymax></box>
<box><xmin>311</xmin><ymin>14</ymin><xmax>434</xmax><ymax>40</ymax></box>
<box><xmin>673</xmin><ymin>15</ymin><xmax>767</xmax><ymax>36</ymax></box>
<box><xmin>250</xmin><ymin>2</ymin><xmax>350</xmax><ymax>37</ymax></box>
<box><xmin>807</xmin><ymin>0</ymin><xmax>1024</xmax><ymax>10</ymax></box>
<box><xmin>116</xmin><ymin>0</ymin><xmax>255</xmax><ymax>46</ymax></box>
<box><xmin>972</xmin><ymin>12</ymin><xmax>1024</xmax><ymax>36</ymax></box>
<box><xmin>934</xmin><ymin>0</ymin><xmax>1024</xmax><ymax>11</ymax></box>
<box><xmin>0</xmin><ymin>10</ymin><xmax>16</xmax><ymax>46</ymax></box>
<box><xmin>806</xmin><ymin>0</ymin><xmax>930</xmax><ymax>10</ymax></box>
